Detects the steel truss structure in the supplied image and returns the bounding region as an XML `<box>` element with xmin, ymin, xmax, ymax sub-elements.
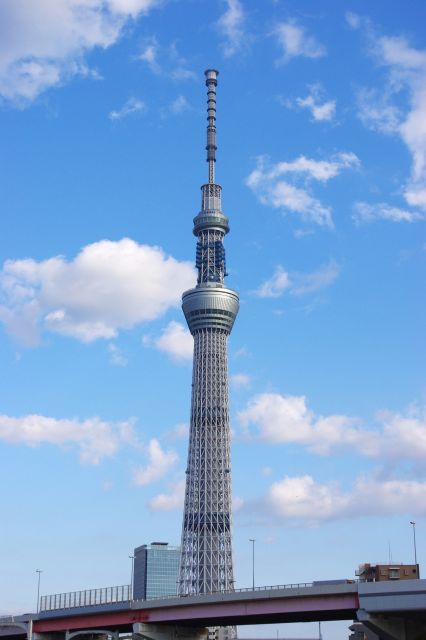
<box><xmin>178</xmin><ymin>70</ymin><xmax>239</xmax><ymax>599</ymax></box>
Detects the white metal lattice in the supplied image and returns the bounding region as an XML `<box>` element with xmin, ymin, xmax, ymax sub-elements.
<box><xmin>178</xmin><ymin>327</ymin><xmax>234</xmax><ymax>595</ymax></box>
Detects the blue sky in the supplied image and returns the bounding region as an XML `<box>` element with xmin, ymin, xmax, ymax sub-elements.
<box><xmin>0</xmin><ymin>1</ymin><xmax>425</xmax><ymax>638</ymax></box>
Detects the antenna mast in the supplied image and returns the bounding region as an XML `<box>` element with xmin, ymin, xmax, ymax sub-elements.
<box><xmin>205</xmin><ymin>69</ymin><xmax>218</xmax><ymax>184</ymax></box>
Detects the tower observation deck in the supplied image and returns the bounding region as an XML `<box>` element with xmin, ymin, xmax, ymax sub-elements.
<box><xmin>178</xmin><ymin>70</ymin><xmax>239</xmax><ymax>597</ymax></box>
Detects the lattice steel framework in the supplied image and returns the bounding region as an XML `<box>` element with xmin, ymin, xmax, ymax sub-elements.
<box><xmin>178</xmin><ymin>70</ymin><xmax>239</xmax><ymax>597</ymax></box>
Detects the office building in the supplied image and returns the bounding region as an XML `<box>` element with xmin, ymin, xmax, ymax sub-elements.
<box><xmin>133</xmin><ymin>542</ymin><xmax>180</xmax><ymax>600</ymax></box>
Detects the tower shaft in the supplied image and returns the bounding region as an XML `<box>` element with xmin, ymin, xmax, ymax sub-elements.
<box><xmin>180</xmin><ymin>329</ymin><xmax>233</xmax><ymax>593</ymax></box>
<box><xmin>178</xmin><ymin>70</ymin><xmax>239</xmax><ymax>597</ymax></box>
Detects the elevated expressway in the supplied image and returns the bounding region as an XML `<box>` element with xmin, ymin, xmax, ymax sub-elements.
<box><xmin>1</xmin><ymin>580</ymin><xmax>425</xmax><ymax>640</ymax></box>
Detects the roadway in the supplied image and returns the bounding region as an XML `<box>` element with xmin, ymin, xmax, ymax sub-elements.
<box><xmin>1</xmin><ymin>580</ymin><xmax>425</xmax><ymax>640</ymax></box>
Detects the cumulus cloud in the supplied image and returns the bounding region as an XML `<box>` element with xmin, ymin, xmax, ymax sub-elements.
<box><xmin>217</xmin><ymin>0</ymin><xmax>245</xmax><ymax>58</ymax></box>
<box><xmin>275</xmin><ymin>20</ymin><xmax>325</xmax><ymax>63</ymax></box>
<box><xmin>149</xmin><ymin>479</ymin><xmax>185</xmax><ymax>511</ymax></box>
<box><xmin>296</xmin><ymin>95</ymin><xmax>335</xmax><ymax>122</ymax></box>
<box><xmin>353</xmin><ymin>201</ymin><xmax>424</xmax><ymax>224</ymax></box>
<box><xmin>109</xmin><ymin>97</ymin><xmax>145</xmax><ymax>120</ymax></box>
<box><xmin>261</xmin><ymin>474</ymin><xmax>426</xmax><ymax>525</ymax></box>
<box><xmin>0</xmin><ymin>414</ymin><xmax>135</xmax><ymax>464</ymax></box>
<box><xmin>354</xmin><ymin>21</ymin><xmax>426</xmax><ymax>210</ymax></box>
<box><xmin>0</xmin><ymin>0</ymin><xmax>161</xmax><ymax>105</ymax></box>
<box><xmin>260</xmin><ymin>182</ymin><xmax>333</xmax><ymax>227</ymax></box>
<box><xmin>153</xmin><ymin>321</ymin><xmax>193</xmax><ymax>363</ymax></box>
<box><xmin>253</xmin><ymin>260</ymin><xmax>339</xmax><ymax>298</ymax></box>
<box><xmin>238</xmin><ymin>393</ymin><xmax>426</xmax><ymax>461</ymax></box>
<box><xmin>246</xmin><ymin>153</ymin><xmax>359</xmax><ymax>227</ymax></box>
<box><xmin>133</xmin><ymin>438</ymin><xmax>178</xmax><ymax>486</ymax></box>
<box><xmin>0</xmin><ymin>238</ymin><xmax>195</xmax><ymax>345</ymax></box>
<box><xmin>283</xmin><ymin>85</ymin><xmax>336</xmax><ymax>122</ymax></box>
<box><xmin>380</xmin><ymin>36</ymin><xmax>426</xmax><ymax>208</ymax></box>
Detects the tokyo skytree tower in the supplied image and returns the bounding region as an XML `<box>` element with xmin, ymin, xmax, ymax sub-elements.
<box><xmin>178</xmin><ymin>69</ymin><xmax>239</xmax><ymax>596</ymax></box>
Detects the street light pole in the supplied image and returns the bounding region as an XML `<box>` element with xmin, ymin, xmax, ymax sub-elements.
<box><xmin>410</xmin><ymin>521</ymin><xmax>418</xmax><ymax>568</ymax></box>
<box><xmin>249</xmin><ymin>539</ymin><xmax>255</xmax><ymax>591</ymax></box>
<box><xmin>129</xmin><ymin>555</ymin><xmax>135</xmax><ymax>600</ymax></box>
<box><xmin>36</xmin><ymin>569</ymin><xmax>43</xmax><ymax>614</ymax></box>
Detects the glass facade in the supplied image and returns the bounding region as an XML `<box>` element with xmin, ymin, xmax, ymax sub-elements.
<box><xmin>133</xmin><ymin>542</ymin><xmax>180</xmax><ymax>600</ymax></box>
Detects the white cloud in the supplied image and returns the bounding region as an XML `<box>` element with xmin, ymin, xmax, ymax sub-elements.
<box><xmin>168</xmin><ymin>42</ymin><xmax>197</xmax><ymax>81</ymax></box>
<box><xmin>275</xmin><ymin>20</ymin><xmax>325</xmax><ymax>63</ymax></box>
<box><xmin>262</xmin><ymin>153</ymin><xmax>360</xmax><ymax>182</ymax></box>
<box><xmin>169</xmin><ymin>95</ymin><xmax>189</xmax><ymax>114</ymax></box>
<box><xmin>154</xmin><ymin>321</ymin><xmax>193</xmax><ymax>363</ymax></box>
<box><xmin>149</xmin><ymin>479</ymin><xmax>185</xmax><ymax>511</ymax></box>
<box><xmin>169</xmin><ymin>423</ymin><xmax>189</xmax><ymax>440</ymax></box>
<box><xmin>296</xmin><ymin>95</ymin><xmax>335</xmax><ymax>122</ymax></box>
<box><xmin>253</xmin><ymin>265</ymin><xmax>290</xmax><ymax>298</ymax></box>
<box><xmin>108</xmin><ymin>343</ymin><xmax>128</xmax><ymax>366</ymax></box>
<box><xmin>266</xmin><ymin>182</ymin><xmax>333</xmax><ymax>227</ymax></box>
<box><xmin>170</xmin><ymin>68</ymin><xmax>196</xmax><ymax>81</ymax></box>
<box><xmin>246</xmin><ymin>153</ymin><xmax>359</xmax><ymax>227</ymax></box>
<box><xmin>231</xmin><ymin>373</ymin><xmax>251</xmax><ymax>389</ymax></box>
<box><xmin>133</xmin><ymin>438</ymin><xmax>178</xmax><ymax>486</ymax></box>
<box><xmin>0</xmin><ymin>414</ymin><xmax>135</xmax><ymax>464</ymax></box>
<box><xmin>233</xmin><ymin>495</ymin><xmax>244</xmax><ymax>512</ymax></box>
<box><xmin>253</xmin><ymin>260</ymin><xmax>339</xmax><ymax>298</ymax></box>
<box><xmin>356</xmin><ymin>87</ymin><xmax>402</xmax><ymax>135</ymax></box>
<box><xmin>109</xmin><ymin>97</ymin><xmax>145</xmax><ymax>120</ymax></box>
<box><xmin>239</xmin><ymin>393</ymin><xmax>314</xmax><ymax>445</ymax></box>
<box><xmin>353</xmin><ymin>201</ymin><xmax>424</xmax><ymax>224</ymax></box>
<box><xmin>345</xmin><ymin>12</ymin><xmax>361</xmax><ymax>30</ymax></box>
<box><xmin>284</xmin><ymin>85</ymin><xmax>336</xmax><ymax>122</ymax></box>
<box><xmin>0</xmin><ymin>0</ymin><xmax>160</xmax><ymax>105</ymax></box>
<box><xmin>238</xmin><ymin>393</ymin><xmax>426</xmax><ymax>461</ymax></box>
<box><xmin>355</xmin><ymin>24</ymin><xmax>426</xmax><ymax>210</ymax></box>
<box><xmin>263</xmin><ymin>474</ymin><xmax>426</xmax><ymax>525</ymax></box>
<box><xmin>233</xmin><ymin>346</ymin><xmax>250</xmax><ymax>359</ymax></box>
<box><xmin>137</xmin><ymin>38</ymin><xmax>196</xmax><ymax>81</ymax></box>
<box><xmin>217</xmin><ymin>0</ymin><xmax>245</xmax><ymax>58</ymax></box>
<box><xmin>0</xmin><ymin>238</ymin><xmax>195</xmax><ymax>345</ymax></box>
<box><xmin>137</xmin><ymin>37</ymin><xmax>161</xmax><ymax>73</ymax></box>
<box><xmin>289</xmin><ymin>260</ymin><xmax>340</xmax><ymax>295</ymax></box>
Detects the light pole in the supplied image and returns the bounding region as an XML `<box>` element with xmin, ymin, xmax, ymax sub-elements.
<box><xmin>249</xmin><ymin>539</ymin><xmax>255</xmax><ymax>591</ymax></box>
<box><xmin>36</xmin><ymin>569</ymin><xmax>43</xmax><ymax>613</ymax></box>
<box><xmin>129</xmin><ymin>555</ymin><xmax>135</xmax><ymax>600</ymax></box>
<box><xmin>410</xmin><ymin>521</ymin><xmax>418</xmax><ymax>569</ymax></box>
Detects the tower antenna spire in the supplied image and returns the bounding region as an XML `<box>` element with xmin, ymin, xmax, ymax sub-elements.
<box><xmin>205</xmin><ymin>69</ymin><xmax>219</xmax><ymax>184</ymax></box>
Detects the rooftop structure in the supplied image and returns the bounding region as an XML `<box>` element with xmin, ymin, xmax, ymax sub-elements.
<box><xmin>356</xmin><ymin>562</ymin><xmax>420</xmax><ymax>582</ymax></box>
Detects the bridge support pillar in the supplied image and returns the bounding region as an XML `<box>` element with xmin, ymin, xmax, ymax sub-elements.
<box><xmin>133</xmin><ymin>623</ymin><xmax>208</xmax><ymax>640</ymax></box>
<box><xmin>65</xmin><ymin>630</ymin><xmax>119</xmax><ymax>640</ymax></box>
<box><xmin>349</xmin><ymin>621</ymin><xmax>380</xmax><ymax>639</ymax></box>
<box><xmin>33</xmin><ymin>633</ymin><xmax>66</xmax><ymax>640</ymax></box>
<box><xmin>357</xmin><ymin>610</ymin><xmax>426</xmax><ymax>640</ymax></box>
